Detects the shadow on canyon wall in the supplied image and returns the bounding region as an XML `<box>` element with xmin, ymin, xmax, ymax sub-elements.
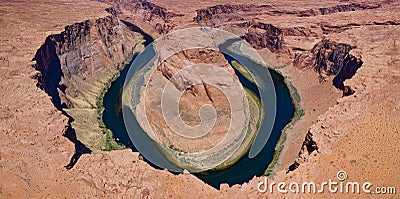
<box><xmin>32</xmin><ymin>16</ymin><xmax>156</xmax><ymax>170</ymax></box>
<box><xmin>63</xmin><ymin>115</ymin><xmax>92</xmax><ymax>170</ymax></box>
<box><xmin>121</xmin><ymin>20</ymin><xmax>154</xmax><ymax>46</ymax></box>
<box><xmin>32</xmin><ymin>37</ymin><xmax>92</xmax><ymax>169</ymax></box>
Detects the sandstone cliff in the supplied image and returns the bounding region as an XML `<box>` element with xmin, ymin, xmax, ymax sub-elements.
<box><xmin>101</xmin><ymin>0</ymin><xmax>183</xmax><ymax>36</ymax></box>
<box><xmin>244</xmin><ymin>22</ymin><xmax>283</xmax><ymax>52</ymax></box>
<box><xmin>32</xmin><ymin>15</ymin><xmax>145</xmax><ymax>151</ymax></box>
<box><xmin>194</xmin><ymin>2</ymin><xmax>386</xmax><ymax>27</ymax></box>
<box><xmin>293</xmin><ymin>39</ymin><xmax>363</xmax><ymax>96</ymax></box>
<box><xmin>194</xmin><ymin>4</ymin><xmax>273</xmax><ymax>27</ymax></box>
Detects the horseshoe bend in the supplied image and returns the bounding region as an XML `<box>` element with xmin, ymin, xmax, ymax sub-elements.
<box><xmin>0</xmin><ymin>0</ymin><xmax>398</xmax><ymax>198</ymax></box>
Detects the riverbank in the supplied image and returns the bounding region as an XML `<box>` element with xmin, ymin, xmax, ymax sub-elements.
<box><xmin>229</xmin><ymin>55</ymin><xmax>303</xmax><ymax>177</ymax></box>
<box><xmin>96</xmin><ymin>53</ymin><xmax>137</xmax><ymax>151</ymax></box>
<box><xmin>210</xmin><ymin>59</ymin><xmax>262</xmax><ymax>171</ymax></box>
<box><xmin>264</xmin><ymin>69</ymin><xmax>304</xmax><ymax>176</ymax></box>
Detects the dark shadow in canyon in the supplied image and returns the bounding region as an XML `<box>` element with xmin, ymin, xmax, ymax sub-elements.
<box><xmin>32</xmin><ymin>35</ymin><xmax>92</xmax><ymax>169</ymax></box>
<box><xmin>121</xmin><ymin>20</ymin><xmax>154</xmax><ymax>46</ymax></box>
<box><xmin>293</xmin><ymin>39</ymin><xmax>363</xmax><ymax>96</ymax></box>
<box><xmin>332</xmin><ymin>58</ymin><xmax>363</xmax><ymax>96</ymax></box>
<box><xmin>63</xmin><ymin>114</ymin><xmax>92</xmax><ymax>170</ymax></box>
<box><xmin>32</xmin><ymin>17</ymin><xmax>156</xmax><ymax>170</ymax></box>
<box><xmin>32</xmin><ymin>36</ymin><xmax>66</xmax><ymax>110</ymax></box>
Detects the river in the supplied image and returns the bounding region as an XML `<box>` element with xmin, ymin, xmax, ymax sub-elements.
<box><xmin>102</xmin><ymin>34</ymin><xmax>295</xmax><ymax>188</ymax></box>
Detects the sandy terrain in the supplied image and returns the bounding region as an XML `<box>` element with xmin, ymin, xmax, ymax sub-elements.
<box><xmin>0</xmin><ymin>0</ymin><xmax>398</xmax><ymax>198</ymax></box>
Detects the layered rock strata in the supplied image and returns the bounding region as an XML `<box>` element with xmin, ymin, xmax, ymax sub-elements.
<box><xmin>33</xmin><ymin>15</ymin><xmax>145</xmax><ymax>151</ymax></box>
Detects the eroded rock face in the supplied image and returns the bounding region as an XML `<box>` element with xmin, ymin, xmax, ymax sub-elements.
<box><xmin>101</xmin><ymin>0</ymin><xmax>183</xmax><ymax>35</ymax></box>
<box><xmin>193</xmin><ymin>2</ymin><xmax>385</xmax><ymax>29</ymax></box>
<box><xmin>286</xmin><ymin>130</ymin><xmax>318</xmax><ymax>173</ymax></box>
<box><xmin>34</xmin><ymin>16</ymin><xmax>135</xmax><ymax>107</ymax></box>
<box><xmin>244</xmin><ymin>22</ymin><xmax>283</xmax><ymax>52</ymax></box>
<box><xmin>282</xmin><ymin>26</ymin><xmax>318</xmax><ymax>37</ymax></box>
<box><xmin>300</xmin><ymin>130</ymin><xmax>319</xmax><ymax>155</ymax></box>
<box><xmin>194</xmin><ymin>4</ymin><xmax>272</xmax><ymax>26</ymax></box>
<box><xmin>293</xmin><ymin>39</ymin><xmax>363</xmax><ymax>95</ymax></box>
<box><xmin>104</xmin><ymin>0</ymin><xmax>174</xmax><ymax>21</ymax></box>
<box><xmin>32</xmin><ymin>15</ymin><xmax>144</xmax><ymax>150</ymax></box>
<box><xmin>318</xmin><ymin>3</ymin><xmax>381</xmax><ymax>15</ymax></box>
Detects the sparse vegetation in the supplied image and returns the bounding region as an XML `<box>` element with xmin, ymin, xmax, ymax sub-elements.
<box><xmin>263</xmin><ymin>70</ymin><xmax>304</xmax><ymax>177</ymax></box>
<box><xmin>231</xmin><ymin>60</ymin><xmax>256</xmax><ymax>83</ymax></box>
<box><xmin>96</xmin><ymin>53</ymin><xmax>136</xmax><ymax>151</ymax></box>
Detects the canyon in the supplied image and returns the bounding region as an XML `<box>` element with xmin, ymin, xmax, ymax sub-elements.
<box><xmin>33</xmin><ymin>15</ymin><xmax>145</xmax><ymax>152</ymax></box>
<box><xmin>0</xmin><ymin>0</ymin><xmax>399</xmax><ymax>198</ymax></box>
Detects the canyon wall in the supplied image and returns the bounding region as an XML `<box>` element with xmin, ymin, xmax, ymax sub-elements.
<box><xmin>101</xmin><ymin>0</ymin><xmax>183</xmax><ymax>36</ymax></box>
<box><xmin>244</xmin><ymin>22</ymin><xmax>283</xmax><ymax>52</ymax></box>
<box><xmin>194</xmin><ymin>2</ymin><xmax>385</xmax><ymax>27</ymax></box>
<box><xmin>192</xmin><ymin>3</ymin><xmax>366</xmax><ymax>98</ymax></box>
<box><xmin>293</xmin><ymin>39</ymin><xmax>363</xmax><ymax>96</ymax></box>
<box><xmin>33</xmin><ymin>15</ymin><xmax>145</xmax><ymax>151</ymax></box>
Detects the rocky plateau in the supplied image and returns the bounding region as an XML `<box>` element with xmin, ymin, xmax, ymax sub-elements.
<box><xmin>0</xmin><ymin>0</ymin><xmax>398</xmax><ymax>198</ymax></box>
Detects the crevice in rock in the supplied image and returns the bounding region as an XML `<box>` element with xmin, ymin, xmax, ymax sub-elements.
<box><xmin>286</xmin><ymin>130</ymin><xmax>318</xmax><ymax>173</ymax></box>
<box><xmin>32</xmin><ymin>29</ymin><xmax>91</xmax><ymax>169</ymax></box>
<box><xmin>32</xmin><ymin>36</ymin><xmax>66</xmax><ymax>110</ymax></box>
<box><xmin>287</xmin><ymin>161</ymin><xmax>299</xmax><ymax>173</ymax></box>
<box><xmin>62</xmin><ymin>112</ymin><xmax>92</xmax><ymax>170</ymax></box>
<box><xmin>301</xmin><ymin>130</ymin><xmax>319</xmax><ymax>154</ymax></box>
<box><xmin>32</xmin><ymin>37</ymin><xmax>91</xmax><ymax>167</ymax></box>
<box><xmin>203</xmin><ymin>83</ymin><xmax>214</xmax><ymax>104</ymax></box>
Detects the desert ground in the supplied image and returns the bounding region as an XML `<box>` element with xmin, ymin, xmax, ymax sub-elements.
<box><xmin>0</xmin><ymin>0</ymin><xmax>398</xmax><ymax>198</ymax></box>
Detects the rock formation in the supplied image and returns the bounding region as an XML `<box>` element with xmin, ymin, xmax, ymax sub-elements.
<box><xmin>194</xmin><ymin>4</ymin><xmax>273</xmax><ymax>26</ymax></box>
<box><xmin>318</xmin><ymin>3</ymin><xmax>381</xmax><ymax>15</ymax></box>
<box><xmin>145</xmin><ymin>49</ymin><xmax>236</xmax><ymax>153</ymax></box>
<box><xmin>101</xmin><ymin>0</ymin><xmax>183</xmax><ymax>36</ymax></box>
<box><xmin>129</xmin><ymin>47</ymin><xmax>260</xmax><ymax>171</ymax></box>
<box><xmin>293</xmin><ymin>39</ymin><xmax>363</xmax><ymax>96</ymax></box>
<box><xmin>244</xmin><ymin>22</ymin><xmax>283</xmax><ymax>52</ymax></box>
<box><xmin>32</xmin><ymin>15</ymin><xmax>145</xmax><ymax>151</ymax></box>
